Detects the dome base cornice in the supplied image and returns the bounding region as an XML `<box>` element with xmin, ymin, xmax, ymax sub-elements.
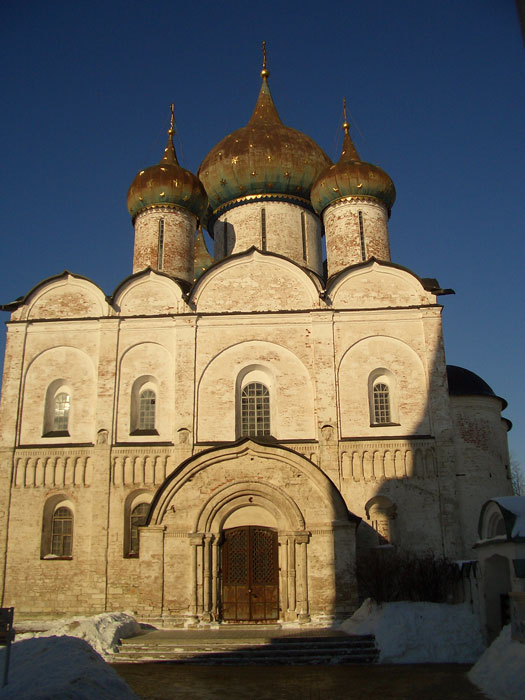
<box><xmin>132</xmin><ymin>202</ymin><xmax>199</xmax><ymax>225</ymax></box>
<box><xmin>322</xmin><ymin>194</ymin><xmax>390</xmax><ymax>217</ymax></box>
<box><xmin>207</xmin><ymin>193</ymin><xmax>316</xmax><ymax>235</ymax></box>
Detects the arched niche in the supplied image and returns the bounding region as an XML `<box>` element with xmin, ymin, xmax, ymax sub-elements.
<box><xmin>116</xmin><ymin>342</ymin><xmax>174</xmax><ymax>442</ymax></box>
<box><xmin>21</xmin><ymin>346</ymin><xmax>96</xmax><ymax>445</ymax></box>
<box><xmin>338</xmin><ymin>335</ymin><xmax>430</xmax><ymax>437</ymax></box>
<box><xmin>196</xmin><ymin>340</ymin><xmax>316</xmax><ymax>442</ymax></box>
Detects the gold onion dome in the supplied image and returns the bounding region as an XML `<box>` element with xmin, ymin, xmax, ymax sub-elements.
<box><xmin>198</xmin><ymin>55</ymin><xmax>331</xmax><ymax>223</ymax></box>
<box><xmin>311</xmin><ymin>106</ymin><xmax>396</xmax><ymax>216</ymax></box>
<box><xmin>127</xmin><ymin>114</ymin><xmax>208</xmax><ymax>222</ymax></box>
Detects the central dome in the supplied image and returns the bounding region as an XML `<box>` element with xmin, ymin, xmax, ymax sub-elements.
<box><xmin>198</xmin><ymin>72</ymin><xmax>331</xmax><ymax>223</ymax></box>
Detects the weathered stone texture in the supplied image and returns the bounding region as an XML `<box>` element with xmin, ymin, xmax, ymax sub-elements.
<box><xmin>324</xmin><ymin>198</ymin><xmax>390</xmax><ymax>277</ymax></box>
<box><xmin>0</xmin><ymin>251</ymin><xmax>512</xmax><ymax>621</ymax></box>
<box><xmin>213</xmin><ymin>202</ymin><xmax>323</xmax><ymax>276</ymax></box>
<box><xmin>133</xmin><ymin>207</ymin><xmax>196</xmax><ymax>282</ymax></box>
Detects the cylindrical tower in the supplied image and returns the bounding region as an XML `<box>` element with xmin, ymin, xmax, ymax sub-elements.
<box><xmin>198</xmin><ymin>52</ymin><xmax>330</xmax><ymax>276</ymax></box>
<box><xmin>311</xmin><ymin>107</ymin><xmax>396</xmax><ymax>278</ymax></box>
<box><xmin>127</xmin><ymin>111</ymin><xmax>207</xmax><ymax>283</ymax></box>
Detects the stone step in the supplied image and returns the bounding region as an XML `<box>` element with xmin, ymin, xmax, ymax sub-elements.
<box><xmin>114</xmin><ymin>634</ymin><xmax>378</xmax><ymax>665</ymax></box>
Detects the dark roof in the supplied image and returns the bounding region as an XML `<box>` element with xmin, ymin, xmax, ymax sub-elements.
<box><xmin>447</xmin><ymin>365</ymin><xmax>508</xmax><ymax>410</ymax></box>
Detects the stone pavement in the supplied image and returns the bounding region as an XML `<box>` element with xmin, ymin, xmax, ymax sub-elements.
<box><xmin>113</xmin><ymin>663</ymin><xmax>488</xmax><ymax>700</ymax></box>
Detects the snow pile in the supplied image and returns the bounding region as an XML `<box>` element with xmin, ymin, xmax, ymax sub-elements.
<box><xmin>0</xmin><ymin>636</ymin><xmax>139</xmax><ymax>699</ymax></box>
<box><xmin>15</xmin><ymin>611</ymin><xmax>142</xmax><ymax>656</ymax></box>
<box><xmin>468</xmin><ymin>625</ymin><xmax>525</xmax><ymax>700</ymax></box>
<box><xmin>340</xmin><ymin>599</ymin><xmax>485</xmax><ymax>663</ymax></box>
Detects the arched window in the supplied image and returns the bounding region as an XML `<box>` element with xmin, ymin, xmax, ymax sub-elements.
<box><xmin>129</xmin><ymin>503</ymin><xmax>149</xmax><ymax>556</ymax></box>
<box><xmin>43</xmin><ymin>381</ymin><xmax>72</xmax><ymax>437</ymax></box>
<box><xmin>51</xmin><ymin>506</ymin><xmax>73</xmax><ymax>557</ymax></box>
<box><xmin>241</xmin><ymin>382</ymin><xmax>270</xmax><ymax>437</ymax></box>
<box><xmin>368</xmin><ymin>369</ymin><xmax>398</xmax><ymax>426</ymax></box>
<box><xmin>138</xmin><ymin>389</ymin><xmax>156</xmax><ymax>431</ymax></box>
<box><xmin>53</xmin><ymin>392</ymin><xmax>71</xmax><ymax>432</ymax></box>
<box><xmin>373</xmin><ymin>383</ymin><xmax>391</xmax><ymax>424</ymax></box>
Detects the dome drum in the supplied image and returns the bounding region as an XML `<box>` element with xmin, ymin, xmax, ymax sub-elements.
<box><xmin>212</xmin><ymin>200</ymin><xmax>323</xmax><ymax>275</ymax></box>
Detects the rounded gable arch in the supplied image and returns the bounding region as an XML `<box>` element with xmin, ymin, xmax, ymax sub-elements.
<box><xmin>113</xmin><ymin>271</ymin><xmax>185</xmax><ymax>316</ymax></box>
<box><xmin>26</xmin><ymin>275</ymin><xmax>108</xmax><ymax>320</ymax></box>
<box><xmin>329</xmin><ymin>261</ymin><xmax>430</xmax><ymax>309</ymax></box>
<box><xmin>190</xmin><ymin>249</ymin><xmax>322</xmax><ymax>312</ymax></box>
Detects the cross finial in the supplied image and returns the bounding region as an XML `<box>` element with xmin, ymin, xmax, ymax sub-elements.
<box><xmin>169</xmin><ymin>103</ymin><xmax>175</xmax><ymax>135</ymax></box>
<box><xmin>261</xmin><ymin>40</ymin><xmax>269</xmax><ymax>78</ymax></box>
<box><xmin>342</xmin><ymin>97</ymin><xmax>349</xmax><ymax>135</ymax></box>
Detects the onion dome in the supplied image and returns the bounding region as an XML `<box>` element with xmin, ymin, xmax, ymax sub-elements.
<box><xmin>311</xmin><ymin>102</ymin><xmax>396</xmax><ymax>216</ymax></box>
<box><xmin>198</xmin><ymin>51</ymin><xmax>331</xmax><ymax>224</ymax></box>
<box><xmin>127</xmin><ymin>109</ymin><xmax>208</xmax><ymax>222</ymax></box>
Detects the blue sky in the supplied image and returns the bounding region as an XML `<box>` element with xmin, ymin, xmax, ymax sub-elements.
<box><xmin>1</xmin><ymin>1</ymin><xmax>524</xmax><ymax>472</ymax></box>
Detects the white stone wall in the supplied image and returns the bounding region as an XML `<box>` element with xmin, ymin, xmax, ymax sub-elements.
<box><xmin>450</xmin><ymin>395</ymin><xmax>513</xmax><ymax>554</ymax></box>
<box><xmin>212</xmin><ymin>201</ymin><xmax>323</xmax><ymax>276</ymax></box>
<box><xmin>133</xmin><ymin>206</ymin><xmax>196</xmax><ymax>282</ymax></box>
<box><xmin>0</xmin><ymin>252</ymin><xmax>511</xmax><ymax>618</ymax></box>
<box><xmin>324</xmin><ymin>198</ymin><xmax>390</xmax><ymax>277</ymax></box>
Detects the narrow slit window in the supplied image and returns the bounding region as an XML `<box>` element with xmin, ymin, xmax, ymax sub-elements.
<box><xmin>158</xmin><ymin>219</ymin><xmax>165</xmax><ymax>270</ymax></box>
<box><xmin>261</xmin><ymin>208</ymin><xmax>267</xmax><ymax>251</ymax></box>
<box><xmin>301</xmin><ymin>211</ymin><xmax>307</xmax><ymax>262</ymax></box>
<box><xmin>129</xmin><ymin>503</ymin><xmax>149</xmax><ymax>556</ymax></box>
<box><xmin>241</xmin><ymin>382</ymin><xmax>270</xmax><ymax>436</ymax></box>
<box><xmin>223</xmin><ymin>219</ymin><xmax>228</xmax><ymax>258</ymax></box>
<box><xmin>373</xmin><ymin>383</ymin><xmax>391</xmax><ymax>424</ymax></box>
<box><xmin>53</xmin><ymin>392</ymin><xmax>70</xmax><ymax>432</ymax></box>
<box><xmin>358</xmin><ymin>210</ymin><xmax>366</xmax><ymax>261</ymax></box>
<box><xmin>138</xmin><ymin>389</ymin><xmax>156</xmax><ymax>431</ymax></box>
<box><xmin>51</xmin><ymin>507</ymin><xmax>73</xmax><ymax>557</ymax></box>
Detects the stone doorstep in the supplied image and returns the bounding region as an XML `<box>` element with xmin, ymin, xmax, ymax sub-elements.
<box><xmin>113</xmin><ymin>630</ymin><xmax>379</xmax><ymax>665</ymax></box>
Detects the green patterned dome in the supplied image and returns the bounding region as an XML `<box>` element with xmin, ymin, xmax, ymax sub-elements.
<box><xmin>198</xmin><ymin>72</ymin><xmax>331</xmax><ymax>220</ymax></box>
<box><xmin>311</xmin><ymin>122</ymin><xmax>396</xmax><ymax>215</ymax></box>
<box><xmin>127</xmin><ymin>129</ymin><xmax>208</xmax><ymax>222</ymax></box>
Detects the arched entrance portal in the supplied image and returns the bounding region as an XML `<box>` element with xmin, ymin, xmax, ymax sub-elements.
<box><xmin>147</xmin><ymin>440</ymin><xmax>358</xmax><ymax>625</ymax></box>
<box><xmin>222</xmin><ymin>526</ymin><xmax>279</xmax><ymax>621</ymax></box>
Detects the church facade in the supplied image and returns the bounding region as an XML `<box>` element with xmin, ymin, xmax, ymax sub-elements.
<box><xmin>0</xmin><ymin>64</ymin><xmax>512</xmax><ymax>624</ymax></box>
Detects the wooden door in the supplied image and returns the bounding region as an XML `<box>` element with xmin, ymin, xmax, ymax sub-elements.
<box><xmin>221</xmin><ymin>526</ymin><xmax>279</xmax><ymax>622</ymax></box>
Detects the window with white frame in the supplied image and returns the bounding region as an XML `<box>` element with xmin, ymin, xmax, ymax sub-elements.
<box><xmin>53</xmin><ymin>392</ymin><xmax>71</xmax><ymax>431</ymax></box>
<box><xmin>138</xmin><ymin>389</ymin><xmax>156</xmax><ymax>431</ymax></box>
<box><xmin>368</xmin><ymin>369</ymin><xmax>398</xmax><ymax>426</ymax></box>
<box><xmin>373</xmin><ymin>383</ymin><xmax>391</xmax><ymax>424</ymax></box>
<box><xmin>43</xmin><ymin>381</ymin><xmax>72</xmax><ymax>436</ymax></box>
<box><xmin>130</xmin><ymin>376</ymin><xmax>159</xmax><ymax>435</ymax></box>
<box><xmin>51</xmin><ymin>506</ymin><xmax>73</xmax><ymax>556</ymax></box>
<box><xmin>241</xmin><ymin>382</ymin><xmax>270</xmax><ymax>437</ymax></box>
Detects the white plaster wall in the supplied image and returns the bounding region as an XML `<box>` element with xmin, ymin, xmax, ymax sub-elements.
<box><xmin>324</xmin><ymin>198</ymin><xmax>390</xmax><ymax>277</ymax></box>
<box><xmin>20</xmin><ymin>343</ymin><xmax>97</xmax><ymax>445</ymax></box>
<box><xmin>213</xmin><ymin>201</ymin><xmax>323</xmax><ymax>276</ymax></box>
<box><xmin>116</xmin><ymin>339</ymin><xmax>174</xmax><ymax>443</ymax></box>
<box><xmin>451</xmin><ymin>395</ymin><xmax>513</xmax><ymax>553</ymax></box>
<box><xmin>133</xmin><ymin>207</ymin><xmax>196</xmax><ymax>282</ymax></box>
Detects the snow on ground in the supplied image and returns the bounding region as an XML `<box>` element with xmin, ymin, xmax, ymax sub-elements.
<box><xmin>15</xmin><ymin>611</ymin><xmax>142</xmax><ymax>656</ymax></box>
<box><xmin>0</xmin><ymin>636</ymin><xmax>140</xmax><ymax>700</ymax></box>
<box><xmin>340</xmin><ymin>599</ymin><xmax>485</xmax><ymax>663</ymax></box>
<box><xmin>468</xmin><ymin>625</ymin><xmax>525</xmax><ymax>700</ymax></box>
